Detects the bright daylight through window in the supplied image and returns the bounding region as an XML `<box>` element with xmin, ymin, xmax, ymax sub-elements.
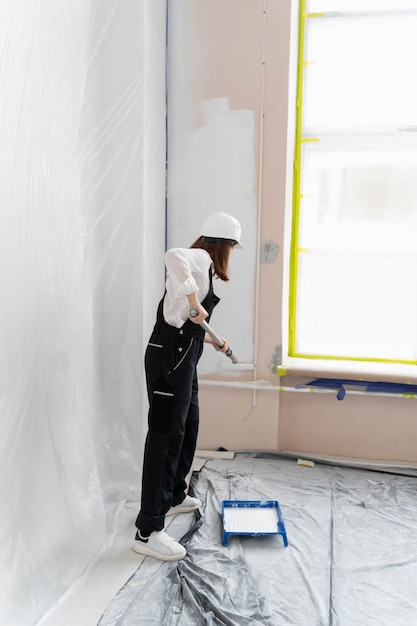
<box><xmin>289</xmin><ymin>0</ymin><xmax>417</xmax><ymax>364</ymax></box>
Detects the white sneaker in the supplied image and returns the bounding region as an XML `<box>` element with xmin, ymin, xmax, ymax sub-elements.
<box><xmin>166</xmin><ymin>495</ymin><xmax>202</xmax><ymax>516</ymax></box>
<box><xmin>132</xmin><ymin>529</ymin><xmax>186</xmax><ymax>561</ymax></box>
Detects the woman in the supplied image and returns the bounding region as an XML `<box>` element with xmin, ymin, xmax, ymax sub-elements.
<box><xmin>133</xmin><ymin>212</ymin><xmax>243</xmax><ymax>561</ymax></box>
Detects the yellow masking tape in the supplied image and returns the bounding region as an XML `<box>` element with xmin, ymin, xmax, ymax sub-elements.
<box><xmin>290</xmin><ymin>351</ymin><xmax>417</xmax><ymax>364</ymax></box>
<box><xmin>290</xmin><ymin>6</ymin><xmax>417</xmax><ymax>366</ymax></box>
<box><xmin>297</xmin><ymin>458</ymin><xmax>315</xmax><ymax>467</ymax></box>
<box><xmin>288</xmin><ymin>0</ymin><xmax>307</xmax><ymax>356</ymax></box>
<box><xmin>276</xmin><ymin>366</ymin><xmax>287</xmax><ymax>377</ymax></box>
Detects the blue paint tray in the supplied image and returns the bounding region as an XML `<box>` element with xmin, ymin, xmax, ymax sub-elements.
<box><xmin>221</xmin><ymin>500</ymin><xmax>288</xmax><ymax>547</ymax></box>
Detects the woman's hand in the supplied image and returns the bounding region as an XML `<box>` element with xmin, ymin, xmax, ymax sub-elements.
<box><xmin>204</xmin><ymin>333</ymin><xmax>229</xmax><ymax>353</ymax></box>
<box><xmin>189</xmin><ymin>307</ymin><xmax>208</xmax><ymax>324</ymax></box>
<box><xmin>214</xmin><ymin>337</ymin><xmax>229</xmax><ymax>353</ymax></box>
<box><xmin>187</xmin><ymin>293</ymin><xmax>208</xmax><ymax>324</ymax></box>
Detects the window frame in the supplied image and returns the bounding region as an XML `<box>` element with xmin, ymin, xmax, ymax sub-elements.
<box><xmin>282</xmin><ymin>0</ymin><xmax>417</xmax><ymax>380</ymax></box>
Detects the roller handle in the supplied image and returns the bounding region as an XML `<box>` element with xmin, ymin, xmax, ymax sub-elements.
<box><xmin>189</xmin><ymin>310</ymin><xmax>238</xmax><ymax>364</ymax></box>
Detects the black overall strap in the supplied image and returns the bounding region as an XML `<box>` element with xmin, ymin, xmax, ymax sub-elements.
<box><xmin>153</xmin><ymin>264</ymin><xmax>220</xmax><ymax>337</ymax></box>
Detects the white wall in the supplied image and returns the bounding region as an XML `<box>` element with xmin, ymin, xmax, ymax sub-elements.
<box><xmin>167</xmin><ymin>1</ymin><xmax>259</xmax><ymax>374</ymax></box>
<box><xmin>0</xmin><ymin>1</ymin><xmax>166</xmax><ymax>623</ymax></box>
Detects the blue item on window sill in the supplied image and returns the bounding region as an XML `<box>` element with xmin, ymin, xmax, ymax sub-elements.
<box><xmin>297</xmin><ymin>378</ymin><xmax>417</xmax><ymax>401</ymax></box>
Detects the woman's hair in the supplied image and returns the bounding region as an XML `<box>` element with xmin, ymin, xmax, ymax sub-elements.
<box><xmin>189</xmin><ymin>236</ymin><xmax>233</xmax><ymax>281</ymax></box>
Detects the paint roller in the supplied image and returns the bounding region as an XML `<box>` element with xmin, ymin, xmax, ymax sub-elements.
<box><xmin>189</xmin><ymin>310</ymin><xmax>238</xmax><ymax>364</ymax></box>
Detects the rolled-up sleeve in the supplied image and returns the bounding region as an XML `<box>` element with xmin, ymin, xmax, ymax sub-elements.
<box><xmin>165</xmin><ymin>248</ymin><xmax>210</xmax><ymax>297</ymax></box>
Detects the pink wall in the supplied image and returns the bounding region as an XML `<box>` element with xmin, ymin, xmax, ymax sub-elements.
<box><xmin>170</xmin><ymin>0</ymin><xmax>417</xmax><ymax>463</ymax></box>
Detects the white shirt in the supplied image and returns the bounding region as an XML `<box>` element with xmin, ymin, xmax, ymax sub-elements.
<box><xmin>163</xmin><ymin>248</ymin><xmax>213</xmax><ymax>328</ymax></box>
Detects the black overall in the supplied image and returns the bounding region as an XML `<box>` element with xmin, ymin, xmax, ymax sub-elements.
<box><xmin>136</xmin><ymin>268</ymin><xmax>219</xmax><ymax>534</ymax></box>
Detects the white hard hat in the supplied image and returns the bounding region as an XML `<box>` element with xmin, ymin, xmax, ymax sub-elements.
<box><xmin>200</xmin><ymin>212</ymin><xmax>243</xmax><ymax>249</ymax></box>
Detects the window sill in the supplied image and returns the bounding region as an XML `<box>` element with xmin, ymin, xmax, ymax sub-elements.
<box><xmin>277</xmin><ymin>358</ymin><xmax>417</xmax><ymax>384</ymax></box>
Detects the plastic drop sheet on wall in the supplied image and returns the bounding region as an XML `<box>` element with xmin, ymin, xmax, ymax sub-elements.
<box><xmin>99</xmin><ymin>452</ymin><xmax>417</xmax><ymax>626</ymax></box>
<box><xmin>0</xmin><ymin>1</ymin><xmax>166</xmax><ymax>624</ymax></box>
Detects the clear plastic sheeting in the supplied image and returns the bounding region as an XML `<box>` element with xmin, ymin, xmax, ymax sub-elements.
<box><xmin>100</xmin><ymin>453</ymin><xmax>417</xmax><ymax>625</ymax></box>
<box><xmin>0</xmin><ymin>1</ymin><xmax>166</xmax><ymax>624</ymax></box>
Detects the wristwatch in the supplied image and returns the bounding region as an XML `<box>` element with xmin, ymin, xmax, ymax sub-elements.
<box><xmin>189</xmin><ymin>308</ymin><xmax>199</xmax><ymax>317</ymax></box>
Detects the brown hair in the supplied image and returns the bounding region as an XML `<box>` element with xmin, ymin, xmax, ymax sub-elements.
<box><xmin>190</xmin><ymin>236</ymin><xmax>233</xmax><ymax>281</ymax></box>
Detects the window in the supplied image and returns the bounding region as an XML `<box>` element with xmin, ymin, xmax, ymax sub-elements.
<box><xmin>289</xmin><ymin>0</ymin><xmax>417</xmax><ymax>364</ymax></box>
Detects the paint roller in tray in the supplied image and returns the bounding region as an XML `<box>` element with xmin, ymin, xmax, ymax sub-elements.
<box><xmin>189</xmin><ymin>309</ymin><xmax>238</xmax><ymax>364</ymax></box>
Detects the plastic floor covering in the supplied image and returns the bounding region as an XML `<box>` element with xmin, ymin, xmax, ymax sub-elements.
<box><xmin>98</xmin><ymin>452</ymin><xmax>417</xmax><ymax>625</ymax></box>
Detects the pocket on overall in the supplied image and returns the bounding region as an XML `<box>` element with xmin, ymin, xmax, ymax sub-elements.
<box><xmin>145</xmin><ymin>329</ymin><xmax>176</xmax><ymax>378</ymax></box>
<box><xmin>149</xmin><ymin>385</ymin><xmax>175</xmax><ymax>434</ymax></box>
